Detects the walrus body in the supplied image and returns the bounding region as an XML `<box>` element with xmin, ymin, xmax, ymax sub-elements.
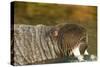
<box><xmin>11</xmin><ymin>23</ymin><xmax>89</xmax><ymax>65</ymax></box>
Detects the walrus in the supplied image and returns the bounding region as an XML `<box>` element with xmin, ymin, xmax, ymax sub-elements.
<box><xmin>11</xmin><ymin>23</ymin><xmax>97</xmax><ymax>65</ymax></box>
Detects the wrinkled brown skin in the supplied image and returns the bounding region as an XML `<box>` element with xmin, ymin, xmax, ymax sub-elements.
<box><xmin>50</xmin><ymin>23</ymin><xmax>88</xmax><ymax>57</ymax></box>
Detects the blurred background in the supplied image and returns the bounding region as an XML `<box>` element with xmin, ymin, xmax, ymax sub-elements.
<box><xmin>12</xmin><ymin>1</ymin><xmax>97</xmax><ymax>56</ymax></box>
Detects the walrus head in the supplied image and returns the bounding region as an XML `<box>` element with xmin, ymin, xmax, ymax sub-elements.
<box><xmin>50</xmin><ymin>23</ymin><xmax>88</xmax><ymax>61</ymax></box>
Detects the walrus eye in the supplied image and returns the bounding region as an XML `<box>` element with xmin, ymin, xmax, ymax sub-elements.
<box><xmin>81</xmin><ymin>38</ymin><xmax>86</xmax><ymax>42</ymax></box>
<box><xmin>54</xmin><ymin>30</ymin><xmax>58</xmax><ymax>36</ymax></box>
